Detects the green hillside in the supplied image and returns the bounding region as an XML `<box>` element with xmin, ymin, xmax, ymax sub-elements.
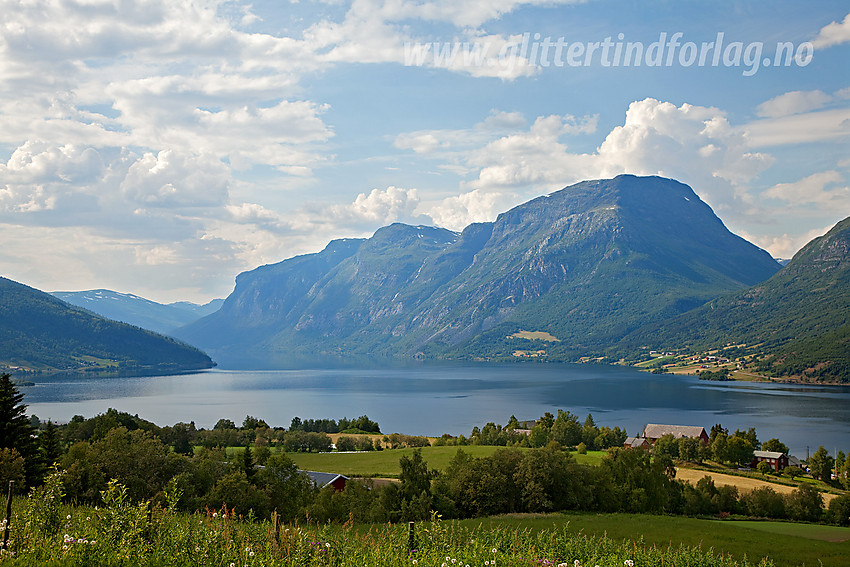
<box><xmin>0</xmin><ymin>276</ymin><xmax>215</xmax><ymax>376</ymax></box>
<box><xmin>617</xmin><ymin>216</ymin><xmax>850</xmax><ymax>381</ymax></box>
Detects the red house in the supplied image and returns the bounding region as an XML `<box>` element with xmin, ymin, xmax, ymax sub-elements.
<box><xmin>750</xmin><ymin>451</ymin><xmax>789</xmax><ymax>472</ymax></box>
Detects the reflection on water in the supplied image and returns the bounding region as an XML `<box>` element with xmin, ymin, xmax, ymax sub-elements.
<box><xmin>22</xmin><ymin>362</ymin><xmax>850</xmax><ymax>457</ymax></box>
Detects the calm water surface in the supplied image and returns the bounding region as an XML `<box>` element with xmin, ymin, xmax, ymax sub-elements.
<box><xmin>22</xmin><ymin>363</ymin><xmax>850</xmax><ymax>457</ymax></box>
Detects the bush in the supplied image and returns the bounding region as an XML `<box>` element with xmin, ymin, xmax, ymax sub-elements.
<box><xmin>785</xmin><ymin>484</ymin><xmax>823</xmax><ymax>522</ymax></box>
<box><xmin>828</xmin><ymin>493</ymin><xmax>850</xmax><ymax>526</ymax></box>
<box><xmin>741</xmin><ymin>486</ymin><xmax>785</xmax><ymax>518</ymax></box>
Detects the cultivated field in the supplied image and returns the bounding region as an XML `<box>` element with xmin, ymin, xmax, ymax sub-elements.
<box><xmin>676</xmin><ymin>467</ymin><xmax>840</xmax><ymax>504</ymax></box>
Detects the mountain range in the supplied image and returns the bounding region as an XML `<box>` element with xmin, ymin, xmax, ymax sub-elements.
<box><xmin>175</xmin><ymin>175</ymin><xmax>783</xmax><ymax>365</ymax></box>
<box><xmin>0</xmin><ymin>277</ymin><xmax>214</xmax><ymax>376</ymax></box>
<box><xmin>51</xmin><ymin>289</ymin><xmax>223</xmax><ymax>335</ymax></box>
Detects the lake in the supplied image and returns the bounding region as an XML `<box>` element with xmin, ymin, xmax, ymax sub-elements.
<box><xmin>21</xmin><ymin>362</ymin><xmax>850</xmax><ymax>457</ymax></box>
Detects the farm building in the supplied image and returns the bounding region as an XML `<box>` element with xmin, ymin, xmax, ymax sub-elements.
<box><xmin>641</xmin><ymin>424</ymin><xmax>709</xmax><ymax>444</ymax></box>
<box><xmin>750</xmin><ymin>451</ymin><xmax>790</xmax><ymax>472</ymax></box>
<box><xmin>302</xmin><ymin>470</ymin><xmax>349</xmax><ymax>492</ymax></box>
<box><xmin>623</xmin><ymin>436</ymin><xmax>651</xmax><ymax>450</ymax></box>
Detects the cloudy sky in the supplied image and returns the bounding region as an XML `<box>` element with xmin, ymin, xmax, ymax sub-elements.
<box><xmin>1</xmin><ymin>0</ymin><xmax>849</xmax><ymax>303</ymax></box>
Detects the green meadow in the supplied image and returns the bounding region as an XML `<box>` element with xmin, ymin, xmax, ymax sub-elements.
<box><xmin>454</xmin><ymin>513</ymin><xmax>850</xmax><ymax>567</ymax></box>
<box><xmin>283</xmin><ymin>446</ymin><xmax>607</xmax><ymax>477</ymax></box>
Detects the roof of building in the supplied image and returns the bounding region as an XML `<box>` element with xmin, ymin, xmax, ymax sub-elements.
<box><xmin>624</xmin><ymin>436</ymin><xmax>648</xmax><ymax>447</ymax></box>
<box><xmin>301</xmin><ymin>470</ymin><xmax>349</xmax><ymax>488</ymax></box>
<box><xmin>753</xmin><ymin>450</ymin><xmax>787</xmax><ymax>459</ymax></box>
<box><xmin>642</xmin><ymin>424</ymin><xmax>707</xmax><ymax>439</ymax></box>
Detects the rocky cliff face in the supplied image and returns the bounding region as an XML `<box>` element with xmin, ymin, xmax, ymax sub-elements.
<box><xmin>175</xmin><ymin>175</ymin><xmax>781</xmax><ymax>363</ymax></box>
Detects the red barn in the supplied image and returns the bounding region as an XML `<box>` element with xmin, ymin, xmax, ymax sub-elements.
<box><xmin>303</xmin><ymin>470</ymin><xmax>349</xmax><ymax>492</ymax></box>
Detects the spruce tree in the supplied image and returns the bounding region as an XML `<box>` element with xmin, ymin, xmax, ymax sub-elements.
<box><xmin>39</xmin><ymin>420</ymin><xmax>63</xmax><ymax>468</ymax></box>
<box><xmin>240</xmin><ymin>445</ymin><xmax>255</xmax><ymax>480</ymax></box>
<box><xmin>0</xmin><ymin>373</ymin><xmax>38</xmax><ymax>486</ymax></box>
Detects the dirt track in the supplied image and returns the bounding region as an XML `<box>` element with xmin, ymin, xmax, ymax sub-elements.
<box><xmin>675</xmin><ymin>468</ymin><xmax>839</xmax><ymax>505</ymax></box>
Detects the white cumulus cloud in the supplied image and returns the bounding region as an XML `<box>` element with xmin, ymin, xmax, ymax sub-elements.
<box><xmin>811</xmin><ymin>12</ymin><xmax>850</xmax><ymax>48</ymax></box>
<box><xmin>424</xmin><ymin>189</ymin><xmax>506</xmax><ymax>231</ymax></box>
<box><xmin>121</xmin><ymin>150</ymin><xmax>231</xmax><ymax>209</ymax></box>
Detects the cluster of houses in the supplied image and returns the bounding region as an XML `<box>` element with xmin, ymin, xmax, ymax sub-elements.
<box><xmin>625</xmin><ymin>424</ymin><xmax>800</xmax><ymax>472</ymax></box>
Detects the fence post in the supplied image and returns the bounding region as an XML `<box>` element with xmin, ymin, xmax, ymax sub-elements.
<box><xmin>2</xmin><ymin>480</ymin><xmax>12</xmax><ymax>551</ymax></box>
<box><xmin>407</xmin><ymin>520</ymin><xmax>415</xmax><ymax>551</ymax></box>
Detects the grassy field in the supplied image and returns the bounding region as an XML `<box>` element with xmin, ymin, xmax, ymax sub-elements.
<box><xmin>456</xmin><ymin>512</ymin><xmax>850</xmax><ymax>567</ymax></box>
<box><xmin>284</xmin><ymin>446</ymin><xmax>606</xmax><ymax>477</ymax></box>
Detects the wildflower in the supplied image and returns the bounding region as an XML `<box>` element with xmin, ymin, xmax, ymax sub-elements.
<box><xmin>326</xmin><ymin>542</ymin><xmax>331</xmax><ymax>548</ymax></box>
<box><xmin>250</xmin><ymin>551</ymin><xmax>255</xmax><ymax>557</ymax></box>
<box><xmin>492</xmin><ymin>548</ymin><xmax>497</xmax><ymax>553</ymax></box>
<box><xmin>624</xmin><ymin>561</ymin><xmax>634</xmax><ymax>567</ymax></box>
<box><xmin>575</xmin><ymin>561</ymin><xmax>581</xmax><ymax>567</ymax></box>
<box><xmin>66</xmin><ymin>514</ymin><xmax>71</xmax><ymax>519</ymax></box>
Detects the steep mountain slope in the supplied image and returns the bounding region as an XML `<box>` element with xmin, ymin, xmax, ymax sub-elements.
<box><xmin>0</xmin><ymin>277</ymin><xmax>215</xmax><ymax>376</ymax></box>
<box><xmin>176</xmin><ymin>175</ymin><xmax>780</xmax><ymax>363</ymax></box>
<box><xmin>618</xmin><ymin>216</ymin><xmax>850</xmax><ymax>380</ymax></box>
<box><xmin>52</xmin><ymin>289</ymin><xmax>223</xmax><ymax>335</ymax></box>
<box><xmin>400</xmin><ymin>175</ymin><xmax>779</xmax><ymax>356</ymax></box>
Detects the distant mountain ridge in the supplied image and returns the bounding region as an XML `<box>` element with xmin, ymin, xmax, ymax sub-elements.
<box><xmin>175</xmin><ymin>175</ymin><xmax>781</xmax><ymax>364</ymax></box>
<box><xmin>1</xmin><ymin>277</ymin><xmax>214</xmax><ymax>376</ymax></box>
<box><xmin>52</xmin><ymin>289</ymin><xmax>223</xmax><ymax>335</ymax></box>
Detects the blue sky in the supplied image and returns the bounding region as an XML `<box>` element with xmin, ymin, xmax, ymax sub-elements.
<box><xmin>0</xmin><ymin>0</ymin><xmax>848</xmax><ymax>302</ymax></box>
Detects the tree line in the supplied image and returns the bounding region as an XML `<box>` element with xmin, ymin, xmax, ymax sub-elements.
<box><xmin>4</xmin><ymin>373</ymin><xmax>850</xmax><ymax>529</ymax></box>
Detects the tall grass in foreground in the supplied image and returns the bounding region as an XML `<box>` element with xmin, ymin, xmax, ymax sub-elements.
<box><xmin>1</xmin><ymin>474</ymin><xmax>774</xmax><ymax>567</ymax></box>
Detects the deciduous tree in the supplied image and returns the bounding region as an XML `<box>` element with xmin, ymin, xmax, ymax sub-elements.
<box><xmin>761</xmin><ymin>438</ymin><xmax>789</xmax><ymax>454</ymax></box>
<box><xmin>808</xmin><ymin>446</ymin><xmax>834</xmax><ymax>482</ymax></box>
